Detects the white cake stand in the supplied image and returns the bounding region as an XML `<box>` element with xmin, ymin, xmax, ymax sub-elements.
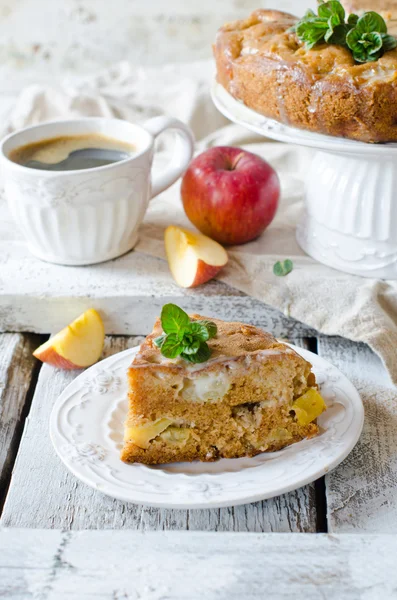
<box><xmin>212</xmin><ymin>81</ymin><xmax>397</xmax><ymax>279</ymax></box>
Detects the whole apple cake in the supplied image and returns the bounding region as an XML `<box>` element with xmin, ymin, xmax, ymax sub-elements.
<box><xmin>214</xmin><ymin>7</ymin><xmax>397</xmax><ymax>142</ymax></box>
<box><xmin>121</xmin><ymin>305</ymin><xmax>326</xmax><ymax>464</ymax></box>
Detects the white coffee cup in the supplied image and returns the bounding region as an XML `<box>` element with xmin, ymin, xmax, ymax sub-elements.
<box><xmin>0</xmin><ymin>116</ymin><xmax>194</xmax><ymax>265</ymax></box>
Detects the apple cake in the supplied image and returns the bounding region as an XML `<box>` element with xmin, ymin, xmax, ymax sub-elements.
<box><xmin>213</xmin><ymin>8</ymin><xmax>397</xmax><ymax>142</ymax></box>
<box><xmin>121</xmin><ymin>307</ymin><xmax>326</xmax><ymax>464</ymax></box>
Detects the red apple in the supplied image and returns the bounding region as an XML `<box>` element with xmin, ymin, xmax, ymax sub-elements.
<box><xmin>181</xmin><ymin>146</ymin><xmax>280</xmax><ymax>245</ymax></box>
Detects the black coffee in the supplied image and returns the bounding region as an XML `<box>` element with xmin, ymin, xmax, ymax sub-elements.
<box><xmin>9</xmin><ymin>133</ymin><xmax>136</xmax><ymax>171</ymax></box>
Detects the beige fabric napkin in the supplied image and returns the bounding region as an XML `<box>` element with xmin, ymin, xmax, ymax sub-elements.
<box><xmin>6</xmin><ymin>60</ymin><xmax>397</xmax><ymax>385</ymax></box>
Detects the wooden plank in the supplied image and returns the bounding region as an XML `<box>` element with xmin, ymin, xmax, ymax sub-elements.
<box><xmin>2</xmin><ymin>336</ymin><xmax>317</xmax><ymax>532</ymax></box>
<box><xmin>0</xmin><ymin>332</ymin><xmax>41</xmax><ymax>506</ymax></box>
<box><xmin>0</xmin><ymin>243</ymin><xmax>315</xmax><ymax>337</ymax></box>
<box><xmin>317</xmin><ymin>336</ymin><xmax>397</xmax><ymax>533</ymax></box>
<box><xmin>134</xmin><ymin>483</ymin><xmax>316</xmax><ymax>533</ymax></box>
<box><xmin>1</xmin><ymin>528</ymin><xmax>397</xmax><ymax>599</ymax></box>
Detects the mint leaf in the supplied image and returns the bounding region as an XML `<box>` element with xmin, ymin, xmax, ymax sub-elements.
<box><xmin>318</xmin><ymin>1</ymin><xmax>345</xmax><ymax>22</ymax></box>
<box><xmin>273</xmin><ymin>259</ymin><xmax>293</xmax><ymax>277</ymax></box>
<box><xmin>160</xmin><ymin>303</ymin><xmax>189</xmax><ymax>336</ymax></box>
<box><xmin>325</xmin><ymin>17</ymin><xmax>339</xmax><ymax>42</ymax></box>
<box><xmin>181</xmin><ymin>342</ymin><xmax>211</xmax><ymax>363</ymax></box>
<box><xmin>355</xmin><ymin>48</ymin><xmax>381</xmax><ymax>62</ymax></box>
<box><xmin>348</xmin><ymin>13</ymin><xmax>359</xmax><ymax>26</ymax></box>
<box><xmin>381</xmin><ymin>33</ymin><xmax>397</xmax><ymax>52</ymax></box>
<box><xmin>359</xmin><ymin>31</ymin><xmax>383</xmax><ymax>53</ymax></box>
<box><xmin>355</xmin><ymin>11</ymin><xmax>387</xmax><ymax>35</ymax></box>
<box><xmin>181</xmin><ymin>339</ymin><xmax>201</xmax><ymax>355</ymax></box>
<box><xmin>160</xmin><ymin>334</ymin><xmax>183</xmax><ymax>359</ymax></box>
<box><xmin>296</xmin><ymin>18</ymin><xmax>329</xmax><ymax>49</ymax></box>
<box><xmin>182</xmin><ymin>332</ymin><xmax>194</xmax><ymax>345</ymax></box>
<box><xmin>154</xmin><ymin>334</ymin><xmax>166</xmax><ymax>348</ymax></box>
<box><xmin>346</xmin><ymin>26</ymin><xmax>362</xmax><ymax>49</ymax></box>
<box><xmin>188</xmin><ymin>322</ymin><xmax>210</xmax><ymax>342</ymax></box>
<box><xmin>297</xmin><ymin>25</ymin><xmax>328</xmax><ymax>49</ymax></box>
<box><xmin>351</xmin><ymin>46</ymin><xmax>369</xmax><ymax>62</ymax></box>
<box><xmin>196</xmin><ymin>320</ymin><xmax>218</xmax><ymax>339</ymax></box>
<box><xmin>327</xmin><ymin>23</ymin><xmax>350</xmax><ymax>46</ymax></box>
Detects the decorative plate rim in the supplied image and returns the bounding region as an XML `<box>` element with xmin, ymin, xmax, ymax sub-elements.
<box><xmin>50</xmin><ymin>344</ymin><xmax>364</xmax><ymax>509</ymax></box>
<box><xmin>211</xmin><ymin>80</ymin><xmax>397</xmax><ymax>156</ymax></box>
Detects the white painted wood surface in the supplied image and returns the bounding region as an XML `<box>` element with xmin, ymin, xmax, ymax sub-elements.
<box><xmin>1</xmin><ymin>528</ymin><xmax>397</xmax><ymax>600</ymax></box>
<box><xmin>1</xmin><ymin>336</ymin><xmax>318</xmax><ymax>532</ymax></box>
<box><xmin>318</xmin><ymin>337</ymin><xmax>397</xmax><ymax>533</ymax></box>
<box><xmin>0</xmin><ymin>244</ymin><xmax>315</xmax><ymax>336</ymax></box>
<box><xmin>0</xmin><ymin>333</ymin><xmax>39</xmax><ymax>498</ymax></box>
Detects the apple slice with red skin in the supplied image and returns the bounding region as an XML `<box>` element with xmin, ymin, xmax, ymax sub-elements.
<box><xmin>181</xmin><ymin>146</ymin><xmax>280</xmax><ymax>245</ymax></box>
<box><xmin>165</xmin><ymin>225</ymin><xmax>228</xmax><ymax>288</ymax></box>
<box><xmin>33</xmin><ymin>309</ymin><xmax>105</xmax><ymax>369</ymax></box>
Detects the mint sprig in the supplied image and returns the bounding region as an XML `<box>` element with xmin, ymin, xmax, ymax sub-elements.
<box><xmin>293</xmin><ymin>1</ymin><xmax>397</xmax><ymax>62</ymax></box>
<box><xmin>154</xmin><ymin>303</ymin><xmax>217</xmax><ymax>363</ymax></box>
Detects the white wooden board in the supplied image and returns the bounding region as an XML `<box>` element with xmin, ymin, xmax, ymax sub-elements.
<box><xmin>1</xmin><ymin>336</ymin><xmax>318</xmax><ymax>532</ymax></box>
<box><xmin>1</xmin><ymin>528</ymin><xmax>397</xmax><ymax>600</ymax></box>
<box><xmin>317</xmin><ymin>337</ymin><xmax>397</xmax><ymax>533</ymax></box>
<box><xmin>0</xmin><ymin>241</ymin><xmax>314</xmax><ymax>336</ymax></box>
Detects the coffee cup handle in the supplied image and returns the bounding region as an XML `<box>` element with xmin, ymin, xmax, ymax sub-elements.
<box><xmin>143</xmin><ymin>116</ymin><xmax>195</xmax><ymax>199</ymax></box>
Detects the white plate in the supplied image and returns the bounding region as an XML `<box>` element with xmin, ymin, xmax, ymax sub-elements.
<box><xmin>211</xmin><ymin>80</ymin><xmax>397</xmax><ymax>156</ymax></box>
<box><xmin>50</xmin><ymin>345</ymin><xmax>364</xmax><ymax>509</ymax></box>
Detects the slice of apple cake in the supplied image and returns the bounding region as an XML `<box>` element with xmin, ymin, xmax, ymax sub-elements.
<box><xmin>121</xmin><ymin>304</ymin><xmax>326</xmax><ymax>464</ymax></box>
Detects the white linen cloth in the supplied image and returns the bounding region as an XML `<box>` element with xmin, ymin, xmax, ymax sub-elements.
<box><xmin>5</xmin><ymin>60</ymin><xmax>397</xmax><ymax>385</ymax></box>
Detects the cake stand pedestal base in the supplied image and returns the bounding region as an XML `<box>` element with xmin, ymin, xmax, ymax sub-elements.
<box><xmin>297</xmin><ymin>150</ymin><xmax>397</xmax><ymax>279</ymax></box>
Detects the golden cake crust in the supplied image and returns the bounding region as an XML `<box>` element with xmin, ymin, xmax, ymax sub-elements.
<box><xmin>214</xmin><ymin>9</ymin><xmax>397</xmax><ymax>142</ymax></box>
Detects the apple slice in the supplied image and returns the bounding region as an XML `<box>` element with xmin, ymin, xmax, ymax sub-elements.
<box><xmin>165</xmin><ymin>225</ymin><xmax>228</xmax><ymax>288</ymax></box>
<box><xmin>33</xmin><ymin>309</ymin><xmax>105</xmax><ymax>369</ymax></box>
